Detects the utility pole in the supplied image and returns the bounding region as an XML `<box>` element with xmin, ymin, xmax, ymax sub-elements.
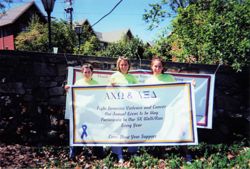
<box><xmin>64</xmin><ymin>0</ymin><xmax>73</xmax><ymax>28</ymax></box>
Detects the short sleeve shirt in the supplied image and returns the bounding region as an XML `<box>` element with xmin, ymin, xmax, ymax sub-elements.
<box><xmin>74</xmin><ymin>78</ymin><xmax>99</xmax><ymax>86</ymax></box>
<box><xmin>110</xmin><ymin>71</ymin><xmax>138</xmax><ymax>85</ymax></box>
<box><xmin>145</xmin><ymin>74</ymin><xmax>176</xmax><ymax>84</ymax></box>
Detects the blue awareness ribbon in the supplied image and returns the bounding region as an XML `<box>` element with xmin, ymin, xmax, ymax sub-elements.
<box><xmin>81</xmin><ymin>124</ymin><xmax>88</xmax><ymax>139</ymax></box>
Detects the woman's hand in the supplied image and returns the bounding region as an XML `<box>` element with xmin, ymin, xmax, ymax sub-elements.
<box><xmin>111</xmin><ymin>83</ymin><xmax>116</xmax><ymax>87</ymax></box>
<box><xmin>64</xmin><ymin>85</ymin><xmax>70</xmax><ymax>92</ymax></box>
<box><xmin>192</xmin><ymin>79</ymin><xmax>196</xmax><ymax>87</ymax></box>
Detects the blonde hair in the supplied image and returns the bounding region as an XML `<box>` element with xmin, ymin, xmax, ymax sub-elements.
<box><xmin>151</xmin><ymin>56</ymin><xmax>165</xmax><ymax>73</ymax></box>
<box><xmin>116</xmin><ymin>56</ymin><xmax>131</xmax><ymax>73</ymax></box>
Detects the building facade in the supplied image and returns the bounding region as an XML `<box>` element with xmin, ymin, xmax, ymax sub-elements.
<box><xmin>0</xmin><ymin>2</ymin><xmax>46</xmax><ymax>50</ymax></box>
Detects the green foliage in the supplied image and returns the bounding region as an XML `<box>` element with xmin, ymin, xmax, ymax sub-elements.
<box><xmin>167</xmin><ymin>0</ymin><xmax>250</xmax><ymax>71</ymax></box>
<box><xmin>81</xmin><ymin>24</ymin><xmax>96</xmax><ymax>43</ymax></box>
<box><xmin>98</xmin><ymin>36</ymin><xmax>149</xmax><ymax>60</ymax></box>
<box><xmin>15</xmin><ymin>17</ymin><xmax>76</xmax><ymax>53</ymax></box>
<box><xmin>1</xmin><ymin>142</ymin><xmax>249</xmax><ymax>168</ymax></box>
<box><xmin>143</xmin><ymin>0</ymin><xmax>198</xmax><ymax>30</ymax></box>
<box><xmin>143</xmin><ymin>0</ymin><xmax>170</xmax><ymax>30</ymax></box>
<box><xmin>73</xmin><ymin>23</ymin><xmax>102</xmax><ymax>56</ymax></box>
<box><xmin>145</xmin><ymin>31</ymin><xmax>173</xmax><ymax>61</ymax></box>
<box><xmin>165</xmin><ymin>153</ymin><xmax>183</xmax><ymax>168</ymax></box>
<box><xmin>230</xmin><ymin>148</ymin><xmax>250</xmax><ymax>168</ymax></box>
<box><xmin>144</xmin><ymin>0</ymin><xmax>250</xmax><ymax>71</ymax></box>
<box><xmin>209</xmin><ymin>153</ymin><xmax>229</xmax><ymax>168</ymax></box>
<box><xmin>51</xmin><ymin>20</ymin><xmax>77</xmax><ymax>53</ymax></box>
<box><xmin>74</xmin><ymin>35</ymin><xmax>100</xmax><ymax>56</ymax></box>
<box><xmin>131</xmin><ymin>150</ymin><xmax>158</xmax><ymax>168</ymax></box>
<box><xmin>15</xmin><ymin>15</ymin><xmax>48</xmax><ymax>52</ymax></box>
<box><xmin>103</xmin><ymin>153</ymin><xmax>115</xmax><ymax>168</ymax></box>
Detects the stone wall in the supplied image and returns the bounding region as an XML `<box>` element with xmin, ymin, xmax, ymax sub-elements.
<box><xmin>0</xmin><ymin>50</ymin><xmax>249</xmax><ymax>145</ymax></box>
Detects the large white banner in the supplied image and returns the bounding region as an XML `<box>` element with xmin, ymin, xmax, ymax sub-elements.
<box><xmin>65</xmin><ymin>67</ymin><xmax>215</xmax><ymax>129</ymax></box>
<box><xmin>70</xmin><ymin>83</ymin><xmax>198</xmax><ymax>146</ymax></box>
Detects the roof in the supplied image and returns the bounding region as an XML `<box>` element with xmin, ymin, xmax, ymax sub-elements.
<box><xmin>76</xmin><ymin>19</ymin><xmax>90</xmax><ymax>26</ymax></box>
<box><xmin>74</xmin><ymin>18</ymin><xmax>97</xmax><ymax>36</ymax></box>
<box><xmin>75</xmin><ymin>19</ymin><xmax>135</xmax><ymax>43</ymax></box>
<box><xmin>0</xmin><ymin>1</ymin><xmax>44</xmax><ymax>27</ymax></box>
<box><xmin>95</xmin><ymin>29</ymin><xmax>133</xmax><ymax>43</ymax></box>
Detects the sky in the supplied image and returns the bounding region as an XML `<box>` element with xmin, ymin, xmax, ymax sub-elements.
<box><xmin>7</xmin><ymin>0</ymin><xmax>174</xmax><ymax>42</ymax></box>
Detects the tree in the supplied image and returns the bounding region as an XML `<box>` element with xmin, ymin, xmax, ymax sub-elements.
<box><xmin>74</xmin><ymin>35</ymin><xmax>100</xmax><ymax>55</ymax></box>
<box><xmin>168</xmin><ymin>0</ymin><xmax>250</xmax><ymax>71</ymax></box>
<box><xmin>143</xmin><ymin>0</ymin><xmax>198</xmax><ymax>30</ymax></box>
<box><xmin>15</xmin><ymin>17</ymin><xmax>77</xmax><ymax>53</ymax></box>
<box><xmin>73</xmin><ymin>23</ymin><xmax>101</xmax><ymax>55</ymax></box>
<box><xmin>15</xmin><ymin>15</ymin><xmax>48</xmax><ymax>52</ymax></box>
<box><xmin>98</xmin><ymin>36</ymin><xmax>149</xmax><ymax>60</ymax></box>
<box><xmin>143</xmin><ymin>0</ymin><xmax>250</xmax><ymax>71</ymax></box>
<box><xmin>143</xmin><ymin>28</ymin><xmax>173</xmax><ymax>61</ymax></box>
<box><xmin>51</xmin><ymin>20</ymin><xmax>77</xmax><ymax>53</ymax></box>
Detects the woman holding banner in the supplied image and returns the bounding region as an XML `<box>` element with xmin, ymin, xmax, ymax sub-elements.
<box><xmin>145</xmin><ymin>56</ymin><xmax>175</xmax><ymax>84</ymax></box>
<box><xmin>66</xmin><ymin>63</ymin><xmax>99</xmax><ymax>87</ymax></box>
<box><xmin>65</xmin><ymin>63</ymin><xmax>103</xmax><ymax>159</ymax></box>
<box><xmin>110</xmin><ymin>56</ymin><xmax>138</xmax><ymax>164</ymax></box>
<box><xmin>145</xmin><ymin>56</ymin><xmax>193</xmax><ymax>163</ymax></box>
<box><xmin>110</xmin><ymin>56</ymin><xmax>137</xmax><ymax>85</ymax></box>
